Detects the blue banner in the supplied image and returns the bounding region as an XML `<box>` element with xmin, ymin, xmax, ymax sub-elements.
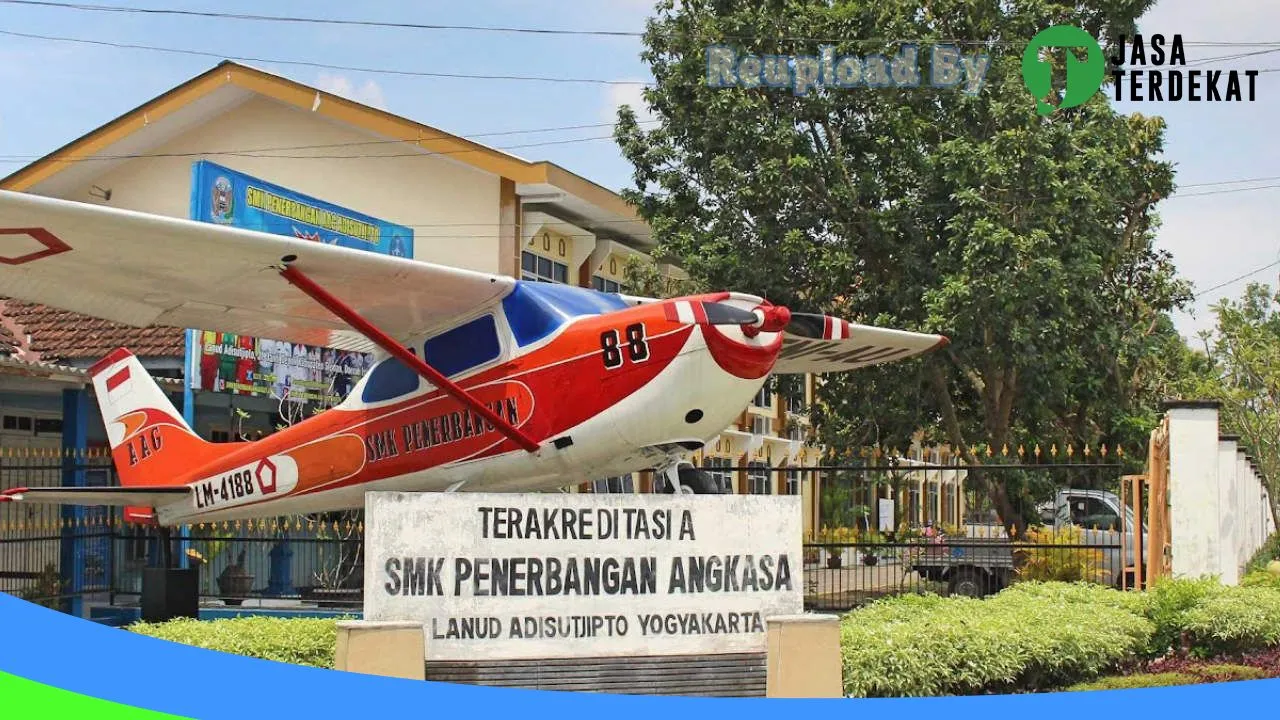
<box><xmin>189</xmin><ymin>160</ymin><xmax>413</xmax><ymax>256</ymax></box>
<box><xmin>185</xmin><ymin>161</ymin><xmax>415</xmax><ymax>417</ymax></box>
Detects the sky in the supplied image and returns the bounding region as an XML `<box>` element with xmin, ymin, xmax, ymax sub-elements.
<box><xmin>0</xmin><ymin>0</ymin><xmax>1276</xmax><ymax>343</ymax></box>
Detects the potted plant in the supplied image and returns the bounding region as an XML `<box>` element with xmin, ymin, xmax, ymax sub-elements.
<box><xmin>217</xmin><ymin>549</ymin><xmax>254</xmax><ymax>605</ymax></box>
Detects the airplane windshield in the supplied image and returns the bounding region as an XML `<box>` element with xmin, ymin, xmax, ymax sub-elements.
<box><xmin>502</xmin><ymin>281</ymin><xmax>631</xmax><ymax>347</ymax></box>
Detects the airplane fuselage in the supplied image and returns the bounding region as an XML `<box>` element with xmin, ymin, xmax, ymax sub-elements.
<box><xmin>147</xmin><ymin>288</ymin><xmax>783</xmax><ymax>525</ymax></box>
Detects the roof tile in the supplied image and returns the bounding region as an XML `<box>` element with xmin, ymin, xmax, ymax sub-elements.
<box><xmin>0</xmin><ymin>299</ymin><xmax>184</xmax><ymax>362</ymax></box>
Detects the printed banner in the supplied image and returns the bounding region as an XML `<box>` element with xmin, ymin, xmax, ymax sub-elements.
<box><xmin>186</xmin><ymin>161</ymin><xmax>414</xmax><ymax>411</ymax></box>
<box><xmin>363</xmin><ymin>492</ymin><xmax>804</xmax><ymax>661</ymax></box>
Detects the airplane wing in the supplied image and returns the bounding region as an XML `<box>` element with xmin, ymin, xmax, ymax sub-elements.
<box><xmin>0</xmin><ymin>485</ymin><xmax>191</xmax><ymax>508</ymax></box>
<box><xmin>773</xmin><ymin>313</ymin><xmax>948</xmax><ymax>374</ymax></box>
<box><xmin>0</xmin><ymin>190</ymin><xmax>517</xmax><ymax>352</ymax></box>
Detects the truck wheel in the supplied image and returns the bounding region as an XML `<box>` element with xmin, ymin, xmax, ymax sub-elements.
<box><xmin>948</xmin><ymin>568</ymin><xmax>986</xmax><ymax>598</ymax></box>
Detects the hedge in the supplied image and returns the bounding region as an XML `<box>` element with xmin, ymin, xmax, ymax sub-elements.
<box><xmin>121</xmin><ymin>578</ymin><xmax>1280</xmax><ymax>698</ymax></box>
<box><xmin>838</xmin><ymin>578</ymin><xmax>1280</xmax><ymax>697</ymax></box>
<box><xmin>838</xmin><ymin>582</ymin><xmax>1155</xmax><ymax>697</ymax></box>
<box><xmin>127</xmin><ymin>616</ymin><xmax>351</xmax><ymax>669</ymax></box>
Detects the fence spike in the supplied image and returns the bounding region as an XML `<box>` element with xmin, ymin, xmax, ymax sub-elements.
<box><xmin>1050</xmin><ymin>444</ymin><xmax>1058</xmax><ymax>458</ymax></box>
<box><xmin>1066</xmin><ymin>444</ymin><xmax>1074</xmax><ymax>458</ymax></box>
<box><xmin>357</xmin><ymin>522</ymin><xmax>364</xmax><ymax>534</ymax></box>
<box><xmin>1116</xmin><ymin>445</ymin><xmax>1125</xmax><ymax>458</ymax></box>
<box><xmin>1100</xmin><ymin>444</ymin><xmax>1109</xmax><ymax>457</ymax></box>
<box><xmin>985</xmin><ymin>444</ymin><xmax>993</xmax><ymax>457</ymax></box>
<box><xmin>1083</xmin><ymin>444</ymin><xmax>1091</xmax><ymax>457</ymax></box>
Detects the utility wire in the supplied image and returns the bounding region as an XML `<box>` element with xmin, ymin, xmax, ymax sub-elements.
<box><xmin>4</xmin><ymin>1</ymin><xmax>1280</xmax><ymax>47</ymax></box>
<box><xmin>0</xmin><ymin>29</ymin><xmax>650</xmax><ymax>84</ymax></box>
<box><xmin>1194</xmin><ymin>260</ymin><xmax>1280</xmax><ymax>297</ymax></box>
<box><xmin>0</xmin><ymin>120</ymin><xmax>662</xmax><ymax>163</ymax></box>
<box><xmin>0</xmin><ymin>27</ymin><xmax>1271</xmax><ymax>89</ymax></box>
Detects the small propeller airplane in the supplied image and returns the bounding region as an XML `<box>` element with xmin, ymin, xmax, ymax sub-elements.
<box><xmin>0</xmin><ymin>189</ymin><xmax>947</xmax><ymax>527</ymax></box>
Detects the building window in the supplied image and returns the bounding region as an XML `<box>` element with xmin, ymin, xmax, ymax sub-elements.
<box><xmin>702</xmin><ymin>457</ymin><xmax>733</xmax><ymax>493</ymax></box>
<box><xmin>786</xmin><ymin>423</ymin><xmax>806</xmax><ymax>441</ymax></box>
<box><xmin>521</xmin><ymin>251</ymin><xmax>569</xmax><ymax>284</ymax></box>
<box><xmin>750</xmin><ymin>415</ymin><xmax>772</xmax><ymax>437</ymax></box>
<box><xmin>753</xmin><ymin>380</ymin><xmax>773</xmax><ymax>409</ymax></box>
<box><xmin>786</xmin><ymin>392</ymin><xmax>805</xmax><ymax>414</ymax></box>
<box><xmin>592</xmin><ymin>474</ymin><xmax>635</xmax><ymax>493</ymax></box>
<box><xmin>591</xmin><ymin>276</ymin><xmax>624</xmax><ymax>294</ymax></box>
<box><xmin>785</xmin><ymin>470</ymin><xmax>801</xmax><ymax>496</ymax></box>
<box><xmin>747</xmin><ymin>462</ymin><xmax>771</xmax><ymax>494</ymax></box>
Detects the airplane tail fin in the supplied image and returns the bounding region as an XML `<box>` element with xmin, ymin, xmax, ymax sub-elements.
<box><xmin>88</xmin><ymin>348</ymin><xmax>241</xmax><ymax>491</ymax></box>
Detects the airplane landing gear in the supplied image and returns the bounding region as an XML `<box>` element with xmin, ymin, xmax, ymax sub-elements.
<box><xmin>657</xmin><ymin>460</ymin><xmax>723</xmax><ymax>494</ymax></box>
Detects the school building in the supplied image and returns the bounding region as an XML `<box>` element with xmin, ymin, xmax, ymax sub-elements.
<box><xmin>0</xmin><ymin>61</ymin><xmax>839</xmax><ymax>532</ymax></box>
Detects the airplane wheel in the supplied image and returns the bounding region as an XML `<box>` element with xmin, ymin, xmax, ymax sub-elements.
<box><xmin>675</xmin><ymin>465</ymin><xmax>721</xmax><ymax>494</ymax></box>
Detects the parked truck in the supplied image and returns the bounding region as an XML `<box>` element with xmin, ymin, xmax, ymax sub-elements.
<box><xmin>909</xmin><ymin>488</ymin><xmax>1146</xmax><ymax>597</ymax></box>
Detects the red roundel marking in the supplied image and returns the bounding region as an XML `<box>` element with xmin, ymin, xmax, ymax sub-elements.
<box><xmin>255</xmin><ymin>458</ymin><xmax>278</xmax><ymax>494</ymax></box>
<box><xmin>0</xmin><ymin>227</ymin><xmax>72</xmax><ymax>265</ymax></box>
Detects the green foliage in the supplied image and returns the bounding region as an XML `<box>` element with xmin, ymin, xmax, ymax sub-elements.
<box><xmin>1245</xmin><ymin>532</ymin><xmax>1280</xmax><ymax>574</ymax></box>
<box><xmin>838</xmin><ymin>579</ymin><xmax>1280</xmax><ymax>696</ymax></box>
<box><xmin>1184</xmin><ymin>284</ymin><xmax>1280</xmax><ymax>522</ymax></box>
<box><xmin>1193</xmin><ymin>663</ymin><xmax>1269</xmax><ymax>682</ymax></box>
<box><xmin>1178</xmin><ymin>588</ymin><xmax>1280</xmax><ymax>658</ymax></box>
<box><xmin>17</xmin><ymin>562</ymin><xmax>65</xmax><ymax>610</ymax></box>
<box><xmin>127</xmin><ymin>616</ymin><xmax>349</xmax><ymax>669</ymax></box>
<box><xmin>1015</xmin><ymin>526</ymin><xmax>1108</xmax><ymax>584</ymax></box>
<box><xmin>1241</xmin><ymin>570</ymin><xmax>1280</xmax><ymax>591</ymax></box>
<box><xmin>838</xmin><ymin>583</ymin><xmax>1154</xmax><ymax>697</ymax></box>
<box><xmin>616</xmin><ymin>0</ymin><xmax>1190</xmax><ymax>535</ymax></box>
<box><xmin>1063</xmin><ymin>672</ymin><xmax>1199</xmax><ymax>691</ymax></box>
<box><xmin>1142</xmin><ymin>577</ymin><xmax>1224</xmax><ymax>656</ymax></box>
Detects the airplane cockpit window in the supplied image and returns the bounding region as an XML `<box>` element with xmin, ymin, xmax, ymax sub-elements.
<box><xmin>357</xmin><ymin>314</ymin><xmax>503</xmax><ymax>405</ymax></box>
<box><xmin>359</xmin><ymin>354</ymin><xmax>420</xmax><ymax>404</ymax></box>
<box><xmin>501</xmin><ymin>280</ymin><xmax>632</xmax><ymax>348</ymax></box>
<box><xmin>423</xmin><ymin>313</ymin><xmax>502</xmax><ymax>377</ymax></box>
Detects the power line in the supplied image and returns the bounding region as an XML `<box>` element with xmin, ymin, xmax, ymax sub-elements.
<box><xmin>0</xmin><ymin>27</ymin><xmax>1271</xmax><ymax>89</ymax></box>
<box><xmin>0</xmin><ymin>121</ymin><xmax>662</xmax><ymax>163</ymax></box>
<box><xmin>1194</xmin><ymin>260</ymin><xmax>1280</xmax><ymax>297</ymax></box>
<box><xmin>4</xmin><ymin>1</ymin><xmax>1280</xmax><ymax>48</ymax></box>
<box><xmin>0</xmin><ymin>29</ymin><xmax>650</xmax><ymax>85</ymax></box>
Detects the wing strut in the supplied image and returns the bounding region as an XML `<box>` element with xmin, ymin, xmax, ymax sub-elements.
<box><xmin>278</xmin><ymin>264</ymin><xmax>541</xmax><ymax>454</ymax></box>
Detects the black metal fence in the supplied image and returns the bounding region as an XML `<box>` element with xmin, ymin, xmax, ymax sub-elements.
<box><xmin>2</xmin><ymin>451</ymin><xmax>1139</xmax><ymax>614</ymax></box>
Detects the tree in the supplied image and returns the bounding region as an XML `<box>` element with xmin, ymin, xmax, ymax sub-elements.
<box><xmin>1188</xmin><ymin>282</ymin><xmax>1280</xmax><ymax>523</ymax></box>
<box><xmin>616</xmin><ymin>0</ymin><xmax>1191</xmax><ymax>537</ymax></box>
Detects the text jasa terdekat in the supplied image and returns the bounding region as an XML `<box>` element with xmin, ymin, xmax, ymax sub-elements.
<box><xmin>382</xmin><ymin>505</ymin><xmax>795</xmax><ymax>599</ymax></box>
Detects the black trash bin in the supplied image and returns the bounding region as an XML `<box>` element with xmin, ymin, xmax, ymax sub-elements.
<box><xmin>141</xmin><ymin>567</ymin><xmax>199</xmax><ymax>623</ymax></box>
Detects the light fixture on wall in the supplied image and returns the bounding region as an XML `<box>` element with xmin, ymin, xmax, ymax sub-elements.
<box><xmin>88</xmin><ymin>185</ymin><xmax>112</xmax><ymax>202</ymax></box>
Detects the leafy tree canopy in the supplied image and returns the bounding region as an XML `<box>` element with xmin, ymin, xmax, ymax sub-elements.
<box><xmin>616</xmin><ymin>0</ymin><xmax>1194</xmax><ymax>535</ymax></box>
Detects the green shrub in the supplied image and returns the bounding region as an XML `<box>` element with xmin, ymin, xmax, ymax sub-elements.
<box><xmin>838</xmin><ymin>583</ymin><xmax>1154</xmax><ymax>697</ymax></box>
<box><xmin>1241</xmin><ymin>570</ymin><xmax>1280</xmax><ymax>591</ymax></box>
<box><xmin>1063</xmin><ymin>672</ymin><xmax>1199</xmax><ymax>691</ymax></box>
<box><xmin>1245</xmin><ymin>532</ymin><xmax>1280</xmax><ymax>575</ymax></box>
<box><xmin>1141</xmin><ymin>577</ymin><xmax>1224</xmax><ymax>656</ymax></box>
<box><xmin>1192</xmin><ymin>663</ymin><xmax>1268</xmax><ymax>682</ymax></box>
<box><xmin>1179</xmin><ymin>587</ymin><xmax>1280</xmax><ymax>657</ymax></box>
<box><xmin>128</xmin><ymin>616</ymin><xmax>348</xmax><ymax>669</ymax></box>
<box><xmin>1000</xmin><ymin>580</ymin><xmax>1149</xmax><ymax>615</ymax></box>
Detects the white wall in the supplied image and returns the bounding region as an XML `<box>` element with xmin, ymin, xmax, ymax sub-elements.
<box><xmin>51</xmin><ymin>96</ymin><xmax>503</xmax><ymax>274</ymax></box>
<box><xmin>1166</xmin><ymin>403</ymin><xmax>1274</xmax><ymax>583</ymax></box>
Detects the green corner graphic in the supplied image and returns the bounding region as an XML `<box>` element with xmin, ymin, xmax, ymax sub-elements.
<box><xmin>1022</xmin><ymin>25</ymin><xmax>1105</xmax><ymax>115</ymax></box>
<box><xmin>0</xmin><ymin>670</ymin><xmax>191</xmax><ymax>719</ymax></box>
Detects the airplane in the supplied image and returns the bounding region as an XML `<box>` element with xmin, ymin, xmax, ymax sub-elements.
<box><xmin>0</xmin><ymin>189</ymin><xmax>948</xmax><ymax>528</ymax></box>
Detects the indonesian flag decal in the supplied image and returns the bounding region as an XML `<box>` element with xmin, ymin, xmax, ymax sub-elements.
<box><xmin>105</xmin><ymin>364</ymin><xmax>132</xmax><ymax>401</ymax></box>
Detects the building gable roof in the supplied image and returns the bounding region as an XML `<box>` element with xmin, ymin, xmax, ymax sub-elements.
<box><xmin>0</xmin><ymin>61</ymin><xmax>650</xmax><ymax>247</ymax></box>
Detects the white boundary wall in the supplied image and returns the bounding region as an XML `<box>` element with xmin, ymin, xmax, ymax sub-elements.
<box><xmin>1165</xmin><ymin>401</ymin><xmax>1275</xmax><ymax>583</ymax></box>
